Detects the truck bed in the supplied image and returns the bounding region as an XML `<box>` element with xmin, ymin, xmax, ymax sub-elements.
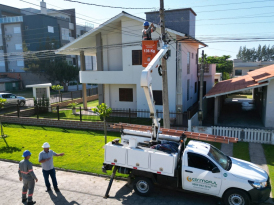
<box><xmin>104</xmin><ymin>142</ymin><xmax>178</xmax><ymax>177</ymax></box>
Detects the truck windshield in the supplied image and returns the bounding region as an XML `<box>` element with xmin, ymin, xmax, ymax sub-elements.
<box><xmin>207</xmin><ymin>145</ymin><xmax>229</xmax><ymax>170</ymax></box>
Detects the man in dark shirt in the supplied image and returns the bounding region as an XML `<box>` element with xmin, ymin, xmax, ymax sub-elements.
<box><xmin>18</xmin><ymin>150</ymin><xmax>38</xmax><ymax>205</ymax></box>
<box><xmin>142</xmin><ymin>21</ymin><xmax>156</xmax><ymax>40</ymax></box>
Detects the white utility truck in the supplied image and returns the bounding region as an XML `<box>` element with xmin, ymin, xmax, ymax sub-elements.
<box><xmin>102</xmin><ymin>42</ymin><xmax>271</xmax><ymax>205</ymax></box>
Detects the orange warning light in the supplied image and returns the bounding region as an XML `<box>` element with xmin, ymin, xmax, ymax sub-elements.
<box><xmin>142</xmin><ymin>40</ymin><xmax>158</xmax><ymax>67</ymax></box>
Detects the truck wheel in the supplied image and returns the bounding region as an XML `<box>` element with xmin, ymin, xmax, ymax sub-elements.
<box><xmin>223</xmin><ymin>189</ymin><xmax>251</xmax><ymax>205</ymax></box>
<box><xmin>133</xmin><ymin>177</ymin><xmax>154</xmax><ymax>197</ymax></box>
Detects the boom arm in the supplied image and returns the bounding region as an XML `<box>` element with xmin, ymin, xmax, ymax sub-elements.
<box><xmin>140</xmin><ymin>45</ymin><xmax>169</xmax><ymax>143</ymax></box>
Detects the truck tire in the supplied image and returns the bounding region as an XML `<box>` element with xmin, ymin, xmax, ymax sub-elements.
<box><xmin>223</xmin><ymin>189</ymin><xmax>251</xmax><ymax>205</ymax></box>
<box><xmin>133</xmin><ymin>177</ymin><xmax>154</xmax><ymax>197</ymax></box>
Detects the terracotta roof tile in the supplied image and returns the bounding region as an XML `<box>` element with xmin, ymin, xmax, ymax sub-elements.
<box><xmin>206</xmin><ymin>64</ymin><xmax>274</xmax><ymax>97</ymax></box>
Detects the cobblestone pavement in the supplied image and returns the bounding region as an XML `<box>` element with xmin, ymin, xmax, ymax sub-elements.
<box><xmin>0</xmin><ymin>161</ymin><xmax>219</xmax><ymax>205</ymax></box>
<box><xmin>1</xmin><ymin>161</ymin><xmax>272</xmax><ymax>205</ymax></box>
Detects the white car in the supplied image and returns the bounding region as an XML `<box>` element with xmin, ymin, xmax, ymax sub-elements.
<box><xmin>0</xmin><ymin>93</ymin><xmax>26</xmax><ymax>106</ymax></box>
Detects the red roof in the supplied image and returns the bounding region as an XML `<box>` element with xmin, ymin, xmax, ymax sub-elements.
<box><xmin>206</xmin><ymin>64</ymin><xmax>274</xmax><ymax>97</ymax></box>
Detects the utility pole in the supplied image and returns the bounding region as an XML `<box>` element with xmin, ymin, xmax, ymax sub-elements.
<box><xmin>198</xmin><ymin>50</ymin><xmax>204</xmax><ymax>126</ymax></box>
<box><xmin>160</xmin><ymin>0</ymin><xmax>170</xmax><ymax>129</ymax></box>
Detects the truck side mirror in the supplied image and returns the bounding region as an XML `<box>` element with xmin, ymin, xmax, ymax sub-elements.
<box><xmin>212</xmin><ymin>167</ymin><xmax>220</xmax><ymax>173</ymax></box>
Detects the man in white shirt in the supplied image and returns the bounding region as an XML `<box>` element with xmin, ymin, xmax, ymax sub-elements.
<box><xmin>39</xmin><ymin>142</ymin><xmax>64</xmax><ymax>192</ymax></box>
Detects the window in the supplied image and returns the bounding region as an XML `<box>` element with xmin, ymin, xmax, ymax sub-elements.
<box><xmin>15</xmin><ymin>44</ymin><xmax>22</xmax><ymax>50</ymax></box>
<box><xmin>25</xmin><ymin>26</ymin><xmax>29</xmax><ymax>30</ymax></box>
<box><xmin>26</xmin><ymin>43</ymin><xmax>30</xmax><ymax>47</ymax></box>
<box><xmin>188</xmin><ymin>152</ymin><xmax>216</xmax><ymax>171</ymax></box>
<box><xmin>0</xmin><ymin>61</ymin><xmax>5</xmax><ymax>66</ymax></box>
<box><xmin>187</xmin><ymin>79</ymin><xmax>190</xmax><ymax>101</ymax></box>
<box><xmin>132</xmin><ymin>50</ymin><xmax>142</xmax><ymax>65</ymax></box>
<box><xmin>0</xmin><ymin>46</ymin><xmax>4</xmax><ymax>50</ymax></box>
<box><xmin>48</xmin><ymin>26</ymin><xmax>54</xmax><ymax>33</ymax></box>
<box><xmin>152</xmin><ymin>90</ymin><xmax>163</xmax><ymax>105</ymax></box>
<box><xmin>0</xmin><ymin>28</ymin><xmax>2</xmax><ymax>35</ymax></box>
<box><xmin>187</xmin><ymin>52</ymin><xmax>190</xmax><ymax>74</ymax></box>
<box><xmin>119</xmin><ymin>88</ymin><xmax>133</xmax><ymax>102</ymax></box>
<box><xmin>13</xmin><ymin>27</ymin><xmax>21</xmax><ymax>34</ymax></box>
<box><xmin>17</xmin><ymin>60</ymin><xmax>24</xmax><ymax>66</ymax></box>
<box><xmin>235</xmin><ymin>70</ymin><xmax>242</xmax><ymax>76</ymax></box>
<box><xmin>61</xmin><ymin>28</ymin><xmax>70</xmax><ymax>40</ymax></box>
<box><xmin>249</xmin><ymin>69</ymin><xmax>254</xmax><ymax>72</ymax></box>
<box><xmin>195</xmin><ymin>82</ymin><xmax>197</xmax><ymax>93</ymax></box>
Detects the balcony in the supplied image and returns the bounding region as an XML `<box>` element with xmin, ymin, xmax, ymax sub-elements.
<box><xmin>0</xmin><ymin>16</ymin><xmax>23</xmax><ymax>24</ymax></box>
<box><xmin>197</xmin><ymin>64</ymin><xmax>216</xmax><ymax>76</ymax></box>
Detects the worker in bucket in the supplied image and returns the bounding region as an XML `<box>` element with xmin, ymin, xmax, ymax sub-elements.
<box><xmin>39</xmin><ymin>142</ymin><xmax>64</xmax><ymax>192</ymax></box>
<box><xmin>142</xmin><ymin>21</ymin><xmax>156</xmax><ymax>40</ymax></box>
<box><xmin>18</xmin><ymin>150</ymin><xmax>38</xmax><ymax>205</ymax></box>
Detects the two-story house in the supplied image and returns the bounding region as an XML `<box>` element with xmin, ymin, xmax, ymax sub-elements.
<box><xmin>56</xmin><ymin>10</ymin><xmax>216</xmax><ymax>116</ymax></box>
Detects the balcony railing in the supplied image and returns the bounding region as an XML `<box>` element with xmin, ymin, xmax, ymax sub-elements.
<box><xmin>197</xmin><ymin>64</ymin><xmax>209</xmax><ymax>73</ymax></box>
<box><xmin>0</xmin><ymin>16</ymin><xmax>23</xmax><ymax>24</ymax></box>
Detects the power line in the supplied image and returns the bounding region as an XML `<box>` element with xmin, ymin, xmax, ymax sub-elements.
<box><xmin>63</xmin><ymin>0</ymin><xmax>155</xmax><ymax>10</ymax></box>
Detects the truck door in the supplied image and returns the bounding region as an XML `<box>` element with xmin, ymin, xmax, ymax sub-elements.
<box><xmin>182</xmin><ymin>152</ymin><xmax>222</xmax><ymax>196</ymax></box>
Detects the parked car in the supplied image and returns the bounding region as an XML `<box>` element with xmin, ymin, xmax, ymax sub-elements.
<box><xmin>0</xmin><ymin>93</ymin><xmax>26</xmax><ymax>106</ymax></box>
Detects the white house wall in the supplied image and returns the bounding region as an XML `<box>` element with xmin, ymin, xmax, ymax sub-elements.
<box><xmin>102</xmin><ymin>22</ymin><xmax>122</xmax><ymax>71</ymax></box>
<box><xmin>180</xmin><ymin>42</ymin><xmax>199</xmax><ymax>112</ymax></box>
<box><xmin>104</xmin><ymin>84</ymin><xmax>137</xmax><ymax>109</ymax></box>
<box><xmin>121</xmin><ymin>17</ymin><xmax>177</xmax><ymax>112</ymax></box>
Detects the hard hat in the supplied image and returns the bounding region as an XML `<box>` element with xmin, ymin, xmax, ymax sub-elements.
<box><xmin>143</xmin><ymin>21</ymin><xmax>149</xmax><ymax>26</ymax></box>
<box><xmin>22</xmin><ymin>150</ymin><xmax>31</xmax><ymax>157</ymax></box>
<box><xmin>42</xmin><ymin>142</ymin><xmax>50</xmax><ymax>148</ymax></box>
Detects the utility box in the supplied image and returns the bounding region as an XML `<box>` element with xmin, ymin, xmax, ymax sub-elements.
<box><xmin>142</xmin><ymin>40</ymin><xmax>158</xmax><ymax>67</ymax></box>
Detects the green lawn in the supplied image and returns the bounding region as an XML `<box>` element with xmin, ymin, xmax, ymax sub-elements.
<box><xmin>227</xmin><ymin>94</ymin><xmax>253</xmax><ymax>99</ymax></box>
<box><xmin>0</xmin><ymin>123</ymin><xmax>123</xmax><ymax>176</ymax></box>
<box><xmin>233</xmin><ymin>142</ymin><xmax>250</xmax><ymax>161</ymax></box>
<box><xmin>77</xmin><ymin>100</ymin><xmax>99</xmax><ymax>108</ymax></box>
<box><xmin>262</xmin><ymin>144</ymin><xmax>274</xmax><ymax>198</ymax></box>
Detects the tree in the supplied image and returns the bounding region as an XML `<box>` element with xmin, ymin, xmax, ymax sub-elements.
<box><xmin>43</xmin><ymin>61</ymin><xmax>79</xmax><ymax>92</ymax></box>
<box><xmin>200</xmin><ymin>55</ymin><xmax>233</xmax><ymax>80</ymax></box>
<box><xmin>51</xmin><ymin>85</ymin><xmax>63</xmax><ymax>102</ymax></box>
<box><xmin>92</xmin><ymin>103</ymin><xmax>112</xmax><ymax>144</ymax></box>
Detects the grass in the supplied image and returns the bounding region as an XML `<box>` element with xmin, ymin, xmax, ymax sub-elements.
<box><xmin>227</xmin><ymin>94</ymin><xmax>253</xmax><ymax>99</ymax></box>
<box><xmin>233</xmin><ymin>142</ymin><xmax>250</xmax><ymax>161</ymax></box>
<box><xmin>0</xmin><ymin>123</ymin><xmax>125</xmax><ymax>177</ymax></box>
<box><xmin>262</xmin><ymin>144</ymin><xmax>274</xmax><ymax>198</ymax></box>
<box><xmin>77</xmin><ymin>100</ymin><xmax>99</xmax><ymax>108</ymax></box>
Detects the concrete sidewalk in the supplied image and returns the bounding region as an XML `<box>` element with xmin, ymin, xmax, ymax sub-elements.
<box><xmin>0</xmin><ymin>161</ymin><xmax>219</xmax><ymax>205</ymax></box>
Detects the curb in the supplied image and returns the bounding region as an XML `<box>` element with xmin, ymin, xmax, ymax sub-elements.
<box><xmin>0</xmin><ymin>158</ymin><xmax>128</xmax><ymax>181</ymax></box>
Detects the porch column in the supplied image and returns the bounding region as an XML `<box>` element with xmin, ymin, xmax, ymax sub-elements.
<box><xmin>80</xmin><ymin>50</ymin><xmax>87</xmax><ymax>109</ymax></box>
<box><xmin>214</xmin><ymin>96</ymin><xmax>219</xmax><ymax>125</ymax></box>
<box><xmin>96</xmin><ymin>32</ymin><xmax>104</xmax><ymax>104</ymax></box>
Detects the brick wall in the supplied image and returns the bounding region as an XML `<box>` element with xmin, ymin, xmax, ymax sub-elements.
<box><xmin>0</xmin><ymin>116</ymin><xmax>118</xmax><ymax>132</ymax></box>
<box><xmin>51</xmin><ymin>95</ymin><xmax>98</xmax><ymax>108</ymax></box>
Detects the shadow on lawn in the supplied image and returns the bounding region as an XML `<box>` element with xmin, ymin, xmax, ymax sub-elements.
<box><xmin>0</xmin><ymin>146</ymin><xmax>21</xmax><ymax>153</ymax></box>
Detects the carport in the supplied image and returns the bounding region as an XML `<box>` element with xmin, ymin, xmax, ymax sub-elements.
<box><xmin>205</xmin><ymin>74</ymin><xmax>269</xmax><ymax>128</ymax></box>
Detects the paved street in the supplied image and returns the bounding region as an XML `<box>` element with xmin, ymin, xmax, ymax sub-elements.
<box><xmin>0</xmin><ymin>161</ymin><xmax>220</xmax><ymax>205</ymax></box>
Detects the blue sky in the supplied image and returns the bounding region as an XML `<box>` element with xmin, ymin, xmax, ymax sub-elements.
<box><xmin>3</xmin><ymin>0</ymin><xmax>274</xmax><ymax>59</ymax></box>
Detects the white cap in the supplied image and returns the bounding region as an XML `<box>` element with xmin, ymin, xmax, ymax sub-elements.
<box><xmin>42</xmin><ymin>142</ymin><xmax>50</xmax><ymax>148</ymax></box>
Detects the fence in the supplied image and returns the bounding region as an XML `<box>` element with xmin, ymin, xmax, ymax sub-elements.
<box><xmin>50</xmin><ymin>87</ymin><xmax>98</xmax><ymax>104</ymax></box>
<box><xmin>0</xmin><ymin>104</ymin><xmax>200</xmax><ymax>128</ymax></box>
<box><xmin>211</xmin><ymin>126</ymin><xmax>273</xmax><ymax>144</ymax></box>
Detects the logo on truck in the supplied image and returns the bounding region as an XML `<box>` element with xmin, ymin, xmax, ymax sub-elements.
<box><xmin>187</xmin><ymin>176</ymin><xmax>217</xmax><ymax>186</ymax></box>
